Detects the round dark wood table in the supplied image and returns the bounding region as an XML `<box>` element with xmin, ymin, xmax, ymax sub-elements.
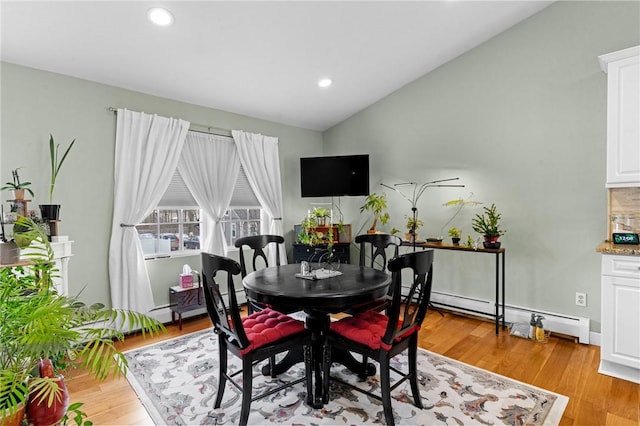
<box><xmin>243</xmin><ymin>263</ymin><xmax>391</xmax><ymax>408</ymax></box>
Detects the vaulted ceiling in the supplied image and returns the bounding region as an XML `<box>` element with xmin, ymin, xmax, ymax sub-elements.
<box><xmin>1</xmin><ymin>1</ymin><xmax>554</xmax><ymax>131</ymax></box>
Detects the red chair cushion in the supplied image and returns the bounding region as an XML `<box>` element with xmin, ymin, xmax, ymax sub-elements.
<box><xmin>330</xmin><ymin>310</ymin><xmax>419</xmax><ymax>351</ymax></box>
<box><xmin>240</xmin><ymin>308</ymin><xmax>305</xmax><ymax>355</ymax></box>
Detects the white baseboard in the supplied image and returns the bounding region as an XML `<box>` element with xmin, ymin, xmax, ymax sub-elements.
<box><xmin>430</xmin><ymin>291</ymin><xmax>591</xmax><ymax>344</ymax></box>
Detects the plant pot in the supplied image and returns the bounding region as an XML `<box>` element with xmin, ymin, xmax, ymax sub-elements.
<box><xmin>0</xmin><ymin>240</ymin><xmax>20</xmax><ymax>265</ymax></box>
<box><xmin>39</xmin><ymin>205</ymin><xmax>61</xmax><ymax>221</ymax></box>
<box><xmin>1</xmin><ymin>401</ymin><xmax>26</xmax><ymax>426</ymax></box>
<box><xmin>12</xmin><ymin>189</ymin><xmax>25</xmax><ymax>200</ymax></box>
<box><xmin>483</xmin><ymin>236</ymin><xmax>501</xmax><ymax>249</ymax></box>
<box><xmin>26</xmin><ymin>359</ymin><xmax>69</xmax><ymax>426</ymax></box>
<box><xmin>452</xmin><ymin>237</ymin><xmax>461</xmax><ymax>245</ymax></box>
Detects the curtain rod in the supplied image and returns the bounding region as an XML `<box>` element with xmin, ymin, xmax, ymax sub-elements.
<box><xmin>107</xmin><ymin>106</ymin><xmax>232</xmax><ymax>137</ymax></box>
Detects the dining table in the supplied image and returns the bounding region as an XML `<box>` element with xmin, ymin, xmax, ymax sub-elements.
<box><xmin>242</xmin><ymin>262</ymin><xmax>391</xmax><ymax>408</ymax></box>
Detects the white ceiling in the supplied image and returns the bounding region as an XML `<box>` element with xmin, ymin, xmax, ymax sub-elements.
<box><xmin>1</xmin><ymin>1</ymin><xmax>554</xmax><ymax>131</ymax></box>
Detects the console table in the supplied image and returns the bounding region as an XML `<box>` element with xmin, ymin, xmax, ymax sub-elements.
<box><xmin>404</xmin><ymin>241</ymin><xmax>506</xmax><ymax>334</ymax></box>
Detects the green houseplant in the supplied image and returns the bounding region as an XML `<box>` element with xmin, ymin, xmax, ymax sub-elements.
<box><xmin>1</xmin><ymin>169</ymin><xmax>34</xmax><ymax>200</ymax></box>
<box><xmin>0</xmin><ymin>216</ymin><xmax>165</xmax><ymax>425</ymax></box>
<box><xmin>471</xmin><ymin>203</ymin><xmax>505</xmax><ymax>248</ymax></box>
<box><xmin>360</xmin><ymin>193</ymin><xmax>390</xmax><ymax>234</ymax></box>
<box><xmin>40</xmin><ymin>134</ymin><xmax>76</xmax><ymax>222</ymax></box>
<box><xmin>311</xmin><ymin>207</ymin><xmax>330</xmax><ymax>226</ymax></box>
<box><xmin>448</xmin><ymin>227</ymin><xmax>462</xmax><ymax>245</ymax></box>
<box><xmin>405</xmin><ymin>216</ymin><xmax>424</xmax><ymax>242</ymax></box>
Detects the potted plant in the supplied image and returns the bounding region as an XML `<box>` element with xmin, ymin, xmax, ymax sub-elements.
<box><xmin>1</xmin><ymin>169</ymin><xmax>34</xmax><ymax>201</ymax></box>
<box><xmin>471</xmin><ymin>203</ymin><xmax>505</xmax><ymax>248</ymax></box>
<box><xmin>312</xmin><ymin>207</ymin><xmax>330</xmax><ymax>226</ymax></box>
<box><xmin>360</xmin><ymin>193</ymin><xmax>390</xmax><ymax>234</ymax></box>
<box><xmin>0</xmin><ymin>216</ymin><xmax>164</xmax><ymax>425</ymax></box>
<box><xmin>448</xmin><ymin>227</ymin><xmax>462</xmax><ymax>245</ymax></box>
<box><xmin>405</xmin><ymin>216</ymin><xmax>424</xmax><ymax>242</ymax></box>
<box><xmin>297</xmin><ymin>216</ymin><xmax>319</xmax><ymax>246</ymax></box>
<box><xmin>39</xmin><ymin>134</ymin><xmax>76</xmax><ymax>222</ymax></box>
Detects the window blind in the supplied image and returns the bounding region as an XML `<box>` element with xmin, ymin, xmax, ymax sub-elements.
<box><xmin>158</xmin><ymin>136</ymin><xmax>260</xmax><ymax>208</ymax></box>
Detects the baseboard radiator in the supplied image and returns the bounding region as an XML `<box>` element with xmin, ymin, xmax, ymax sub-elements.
<box><xmin>430</xmin><ymin>291</ymin><xmax>590</xmax><ymax>344</ymax></box>
<box><xmin>147</xmin><ymin>290</ymin><xmax>590</xmax><ymax>345</ymax></box>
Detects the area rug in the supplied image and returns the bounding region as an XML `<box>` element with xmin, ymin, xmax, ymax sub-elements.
<box><xmin>124</xmin><ymin>329</ymin><xmax>568</xmax><ymax>425</ymax></box>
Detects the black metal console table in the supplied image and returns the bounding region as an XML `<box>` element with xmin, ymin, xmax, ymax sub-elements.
<box><xmin>404</xmin><ymin>241</ymin><xmax>506</xmax><ymax>334</ymax></box>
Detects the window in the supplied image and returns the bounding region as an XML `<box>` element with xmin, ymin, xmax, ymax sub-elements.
<box><xmin>221</xmin><ymin>208</ymin><xmax>262</xmax><ymax>247</ymax></box>
<box><xmin>135</xmin><ymin>133</ymin><xmax>263</xmax><ymax>256</ymax></box>
<box><xmin>137</xmin><ymin>208</ymin><xmax>201</xmax><ymax>256</ymax></box>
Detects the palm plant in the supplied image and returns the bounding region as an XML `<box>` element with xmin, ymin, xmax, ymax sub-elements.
<box><xmin>1</xmin><ymin>216</ymin><xmax>165</xmax><ymax>423</ymax></box>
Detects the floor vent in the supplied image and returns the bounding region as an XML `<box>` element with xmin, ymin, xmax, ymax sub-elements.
<box><xmin>431</xmin><ymin>291</ymin><xmax>590</xmax><ymax>344</ymax></box>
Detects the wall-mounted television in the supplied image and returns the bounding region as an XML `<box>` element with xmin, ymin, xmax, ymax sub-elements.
<box><xmin>300</xmin><ymin>154</ymin><xmax>369</xmax><ymax>197</ymax></box>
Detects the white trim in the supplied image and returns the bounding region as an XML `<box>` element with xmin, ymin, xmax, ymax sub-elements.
<box><xmin>430</xmin><ymin>291</ymin><xmax>591</xmax><ymax>344</ymax></box>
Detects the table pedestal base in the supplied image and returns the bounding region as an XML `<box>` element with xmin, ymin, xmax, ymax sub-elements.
<box><xmin>260</xmin><ymin>310</ymin><xmax>376</xmax><ymax>408</ymax></box>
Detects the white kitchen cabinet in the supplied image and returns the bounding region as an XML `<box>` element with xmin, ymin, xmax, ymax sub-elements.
<box><xmin>599</xmin><ymin>46</ymin><xmax>640</xmax><ymax>188</ymax></box>
<box><xmin>599</xmin><ymin>254</ymin><xmax>640</xmax><ymax>383</ymax></box>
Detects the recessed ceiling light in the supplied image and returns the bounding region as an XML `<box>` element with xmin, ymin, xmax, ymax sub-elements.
<box><xmin>318</xmin><ymin>78</ymin><xmax>332</xmax><ymax>88</ymax></box>
<box><xmin>147</xmin><ymin>7</ymin><xmax>174</xmax><ymax>26</ymax></box>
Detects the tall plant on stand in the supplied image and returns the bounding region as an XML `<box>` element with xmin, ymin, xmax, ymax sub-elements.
<box><xmin>39</xmin><ymin>135</ymin><xmax>76</xmax><ymax>234</ymax></box>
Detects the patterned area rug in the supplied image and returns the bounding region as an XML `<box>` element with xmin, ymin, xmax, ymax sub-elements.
<box><xmin>124</xmin><ymin>329</ymin><xmax>568</xmax><ymax>425</ymax></box>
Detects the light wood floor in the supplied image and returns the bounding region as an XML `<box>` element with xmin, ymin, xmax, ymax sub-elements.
<box><xmin>66</xmin><ymin>310</ymin><xmax>639</xmax><ymax>425</ymax></box>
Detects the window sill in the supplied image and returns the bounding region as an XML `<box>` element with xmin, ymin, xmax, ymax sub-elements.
<box><xmin>144</xmin><ymin>250</ymin><xmax>201</xmax><ymax>261</ymax></box>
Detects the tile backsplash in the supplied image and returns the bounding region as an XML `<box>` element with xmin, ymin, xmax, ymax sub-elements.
<box><xmin>609</xmin><ymin>187</ymin><xmax>640</xmax><ymax>237</ymax></box>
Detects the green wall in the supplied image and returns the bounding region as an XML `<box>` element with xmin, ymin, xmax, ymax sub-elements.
<box><xmin>322</xmin><ymin>1</ymin><xmax>640</xmax><ymax>333</ymax></box>
<box><xmin>0</xmin><ymin>63</ymin><xmax>323</xmax><ymax>308</ymax></box>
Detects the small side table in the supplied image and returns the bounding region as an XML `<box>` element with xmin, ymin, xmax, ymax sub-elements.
<box><xmin>169</xmin><ymin>285</ymin><xmax>204</xmax><ymax>330</ymax></box>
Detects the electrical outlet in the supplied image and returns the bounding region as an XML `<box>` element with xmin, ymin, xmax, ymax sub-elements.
<box><xmin>575</xmin><ymin>292</ymin><xmax>587</xmax><ymax>307</ymax></box>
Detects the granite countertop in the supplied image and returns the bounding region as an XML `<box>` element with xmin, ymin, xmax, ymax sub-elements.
<box><xmin>596</xmin><ymin>241</ymin><xmax>640</xmax><ymax>256</ymax></box>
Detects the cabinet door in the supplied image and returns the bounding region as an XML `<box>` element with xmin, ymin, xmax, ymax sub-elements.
<box><xmin>601</xmin><ymin>48</ymin><xmax>640</xmax><ymax>187</ymax></box>
<box><xmin>601</xmin><ymin>274</ymin><xmax>640</xmax><ymax>369</ymax></box>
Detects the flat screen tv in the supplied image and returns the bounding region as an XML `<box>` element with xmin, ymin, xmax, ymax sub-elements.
<box><xmin>300</xmin><ymin>154</ymin><xmax>369</xmax><ymax>197</ymax></box>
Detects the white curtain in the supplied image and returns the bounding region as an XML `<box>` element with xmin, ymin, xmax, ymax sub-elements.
<box><xmin>232</xmin><ymin>130</ymin><xmax>287</xmax><ymax>265</ymax></box>
<box><xmin>178</xmin><ymin>132</ymin><xmax>240</xmax><ymax>255</ymax></box>
<box><xmin>108</xmin><ymin>109</ymin><xmax>190</xmax><ymax>312</ymax></box>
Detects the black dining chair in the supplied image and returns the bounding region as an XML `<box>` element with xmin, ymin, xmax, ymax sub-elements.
<box><xmin>234</xmin><ymin>234</ymin><xmax>284</xmax><ymax>314</ymax></box>
<box><xmin>350</xmin><ymin>233</ymin><xmax>404</xmax><ymax>376</ymax></box>
<box><xmin>201</xmin><ymin>252</ymin><xmax>312</xmax><ymax>426</ymax></box>
<box><xmin>323</xmin><ymin>249</ymin><xmax>434</xmax><ymax>426</ymax></box>
<box><xmin>351</xmin><ymin>233</ymin><xmax>403</xmax><ymax>311</ymax></box>
<box><xmin>356</xmin><ymin>233</ymin><xmax>403</xmax><ymax>272</ymax></box>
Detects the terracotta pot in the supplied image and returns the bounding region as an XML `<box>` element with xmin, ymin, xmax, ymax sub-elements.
<box><xmin>26</xmin><ymin>360</ymin><xmax>69</xmax><ymax>426</ymax></box>
<box><xmin>12</xmin><ymin>189</ymin><xmax>25</xmax><ymax>200</ymax></box>
<box><xmin>1</xmin><ymin>401</ymin><xmax>26</xmax><ymax>426</ymax></box>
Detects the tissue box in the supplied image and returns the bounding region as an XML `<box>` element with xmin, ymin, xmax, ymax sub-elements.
<box><xmin>180</xmin><ymin>274</ymin><xmax>193</xmax><ymax>288</ymax></box>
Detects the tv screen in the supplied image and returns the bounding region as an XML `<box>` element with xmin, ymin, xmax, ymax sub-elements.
<box><xmin>300</xmin><ymin>154</ymin><xmax>369</xmax><ymax>197</ymax></box>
